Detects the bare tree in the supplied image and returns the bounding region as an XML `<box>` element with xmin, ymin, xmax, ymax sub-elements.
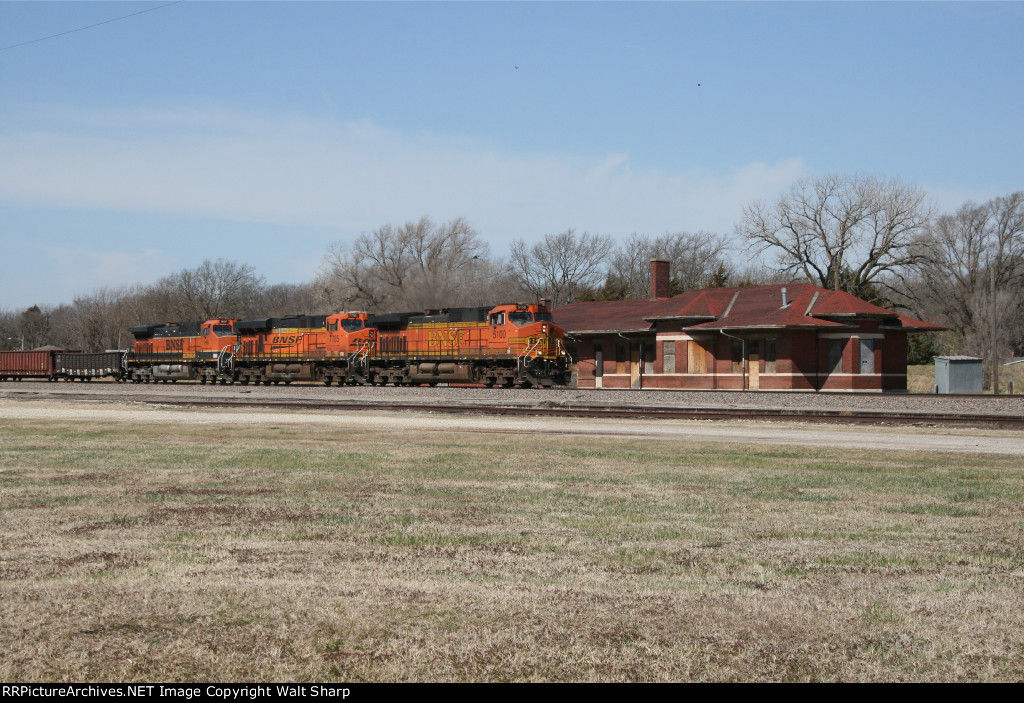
<box><xmin>158</xmin><ymin>259</ymin><xmax>266</xmax><ymax>320</ymax></box>
<box><xmin>66</xmin><ymin>286</ymin><xmax>138</xmax><ymax>351</ymax></box>
<box><xmin>320</xmin><ymin>216</ymin><xmax>491</xmax><ymax>312</ymax></box>
<box><xmin>909</xmin><ymin>192</ymin><xmax>1024</xmax><ymax>359</ymax></box>
<box><xmin>510</xmin><ymin>228</ymin><xmax>615</xmax><ymax>308</ymax></box>
<box><xmin>18</xmin><ymin>305</ymin><xmax>51</xmax><ymax>349</ymax></box>
<box><xmin>252</xmin><ymin>282</ymin><xmax>321</xmax><ymax>318</ymax></box>
<box><xmin>0</xmin><ymin>308</ymin><xmax>21</xmax><ymax>350</ymax></box>
<box><xmin>606</xmin><ymin>231</ymin><xmax>731</xmax><ymax>298</ymax></box>
<box><xmin>736</xmin><ymin>174</ymin><xmax>932</xmax><ymax>300</ymax></box>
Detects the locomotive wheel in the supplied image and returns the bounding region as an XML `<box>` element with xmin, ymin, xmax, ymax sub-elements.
<box><xmin>323</xmin><ymin>377</ymin><xmax>332</xmax><ymax>386</ymax></box>
<box><xmin>199</xmin><ymin>377</ymin><xmax>207</xmax><ymax>385</ymax></box>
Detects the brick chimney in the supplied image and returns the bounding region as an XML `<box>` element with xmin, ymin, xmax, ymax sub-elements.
<box><xmin>650</xmin><ymin>259</ymin><xmax>670</xmax><ymax>299</ymax></box>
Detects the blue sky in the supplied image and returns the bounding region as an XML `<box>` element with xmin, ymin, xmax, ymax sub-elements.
<box><xmin>1</xmin><ymin>1</ymin><xmax>1021</xmax><ymax>309</ymax></box>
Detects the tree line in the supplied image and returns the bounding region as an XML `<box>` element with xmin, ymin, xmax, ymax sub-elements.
<box><xmin>1</xmin><ymin>175</ymin><xmax>1021</xmax><ymax>366</ymax></box>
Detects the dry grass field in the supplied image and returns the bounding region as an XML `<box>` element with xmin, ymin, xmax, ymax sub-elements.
<box><xmin>1</xmin><ymin>408</ymin><xmax>1023</xmax><ymax>682</ymax></box>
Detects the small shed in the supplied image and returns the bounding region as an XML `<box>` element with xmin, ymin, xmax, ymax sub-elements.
<box><xmin>934</xmin><ymin>356</ymin><xmax>984</xmax><ymax>394</ymax></box>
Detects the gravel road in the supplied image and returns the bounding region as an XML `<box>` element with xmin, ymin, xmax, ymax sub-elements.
<box><xmin>2</xmin><ymin>390</ymin><xmax>1022</xmax><ymax>456</ymax></box>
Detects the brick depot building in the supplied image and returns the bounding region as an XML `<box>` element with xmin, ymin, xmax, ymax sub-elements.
<box><xmin>553</xmin><ymin>261</ymin><xmax>942</xmax><ymax>391</ymax></box>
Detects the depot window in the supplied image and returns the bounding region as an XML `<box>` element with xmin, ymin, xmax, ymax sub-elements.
<box><xmin>765</xmin><ymin>338</ymin><xmax>777</xmax><ymax>374</ymax></box>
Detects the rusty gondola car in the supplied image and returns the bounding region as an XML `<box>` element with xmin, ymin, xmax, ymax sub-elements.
<box><xmin>0</xmin><ymin>350</ymin><xmax>63</xmax><ymax>381</ymax></box>
<box><xmin>0</xmin><ymin>350</ymin><xmax>125</xmax><ymax>382</ymax></box>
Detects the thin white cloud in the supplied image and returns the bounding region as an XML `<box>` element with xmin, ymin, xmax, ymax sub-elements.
<box><xmin>0</xmin><ymin>104</ymin><xmax>806</xmax><ymax>246</ymax></box>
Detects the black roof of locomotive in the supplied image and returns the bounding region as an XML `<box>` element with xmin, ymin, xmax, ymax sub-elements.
<box><xmin>128</xmin><ymin>322</ymin><xmax>202</xmax><ymax>340</ymax></box>
<box><xmin>369</xmin><ymin>306</ymin><xmax>491</xmax><ymax>330</ymax></box>
<box><xmin>236</xmin><ymin>314</ymin><xmax>329</xmax><ymax>332</ymax></box>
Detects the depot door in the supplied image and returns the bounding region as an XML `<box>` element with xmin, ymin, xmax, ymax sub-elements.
<box><xmin>630</xmin><ymin>343</ymin><xmax>641</xmax><ymax>389</ymax></box>
<box><xmin>748</xmin><ymin>350</ymin><xmax>760</xmax><ymax>390</ymax></box>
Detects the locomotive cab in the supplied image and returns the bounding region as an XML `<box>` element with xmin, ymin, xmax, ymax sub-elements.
<box><xmin>487</xmin><ymin>302</ymin><xmax>566</xmax><ymax>361</ymax></box>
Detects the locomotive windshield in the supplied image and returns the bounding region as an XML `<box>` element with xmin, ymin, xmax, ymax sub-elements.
<box><xmin>213</xmin><ymin>325</ymin><xmax>234</xmax><ymax>336</ymax></box>
<box><xmin>340</xmin><ymin>319</ymin><xmax>364</xmax><ymax>332</ymax></box>
<box><xmin>509</xmin><ymin>311</ymin><xmax>552</xmax><ymax>327</ymax></box>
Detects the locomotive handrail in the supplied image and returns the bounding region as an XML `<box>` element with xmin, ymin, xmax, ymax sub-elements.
<box><xmin>556</xmin><ymin>337</ymin><xmax>573</xmax><ymax>364</ymax></box>
<box><xmin>347</xmin><ymin>339</ymin><xmax>374</xmax><ymax>367</ymax></box>
<box><xmin>217</xmin><ymin>344</ymin><xmax>235</xmax><ymax>376</ymax></box>
<box><xmin>517</xmin><ymin>337</ymin><xmax>543</xmax><ymax>369</ymax></box>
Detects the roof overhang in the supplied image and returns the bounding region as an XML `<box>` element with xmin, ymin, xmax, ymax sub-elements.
<box><xmin>681</xmin><ymin>323</ymin><xmax>853</xmax><ymax>332</ymax></box>
<box><xmin>643</xmin><ymin>315</ymin><xmax>717</xmax><ymax>323</ymax></box>
<box><xmin>564</xmin><ymin>328</ymin><xmax>653</xmax><ymax>336</ymax></box>
<box><xmin>810</xmin><ymin>313</ymin><xmax>898</xmax><ymax>320</ymax></box>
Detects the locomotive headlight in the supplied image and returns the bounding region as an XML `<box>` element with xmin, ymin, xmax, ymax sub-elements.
<box><xmin>542</xmin><ymin>324</ymin><xmax>547</xmax><ymax>333</ymax></box>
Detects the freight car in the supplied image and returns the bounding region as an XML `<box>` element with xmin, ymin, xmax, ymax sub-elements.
<box><xmin>56</xmin><ymin>351</ymin><xmax>126</xmax><ymax>381</ymax></box>
<box><xmin>0</xmin><ymin>350</ymin><xmax>125</xmax><ymax>382</ymax></box>
<box><xmin>0</xmin><ymin>350</ymin><xmax>62</xmax><ymax>381</ymax></box>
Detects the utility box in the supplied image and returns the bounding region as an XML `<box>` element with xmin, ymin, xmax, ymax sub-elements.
<box><xmin>934</xmin><ymin>356</ymin><xmax>983</xmax><ymax>394</ymax></box>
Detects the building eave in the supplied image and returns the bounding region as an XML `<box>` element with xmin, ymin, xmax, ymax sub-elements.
<box><xmin>564</xmin><ymin>328</ymin><xmax>652</xmax><ymax>336</ymax></box>
<box><xmin>643</xmin><ymin>315</ymin><xmax>718</xmax><ymax>323</ymax></box>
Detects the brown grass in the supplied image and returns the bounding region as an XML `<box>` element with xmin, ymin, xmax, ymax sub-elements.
<box><xmin>1</xmin><ymin>411</ymin><xmax>1023</xmax><ymax>682</ymax></box>
<box><xmin>908</xmin><ymin>362</ymin><xmax>1024</xmax><ymax>393</ymax></box>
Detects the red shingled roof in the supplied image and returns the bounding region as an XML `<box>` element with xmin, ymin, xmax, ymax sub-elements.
<box><xmin>552</xmin><ymin>298</ymin><xmax>658</xmax><ymax>333</ymax></box>
<box><xmin>554</xmin><ymin>283</ymin><xmax>942</xmax><ymax>333</ymax></box>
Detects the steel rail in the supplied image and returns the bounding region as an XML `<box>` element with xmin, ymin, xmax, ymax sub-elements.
<box><xmin>126</xmin><ymin>396</ymin><xmax>1024</xmax><ymax>429</ymax></box>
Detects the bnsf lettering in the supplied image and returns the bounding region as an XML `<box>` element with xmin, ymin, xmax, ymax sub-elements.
<box><xmin>166</xmin><ymin>339</ymin><xmax>183</xmax><ymax>351</ymax></box>
<box><xmin>271</xmin><ymin>335</ymin><xmax>303</xmax><ymax>344</ymax></box>
<box><xmin>428</xmin><ymin>330</ymin><xmax>462</xmax><ymax>344</ymax></box>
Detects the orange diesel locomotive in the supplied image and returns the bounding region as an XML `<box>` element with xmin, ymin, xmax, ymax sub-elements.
<box><xmin>127</xmin><ymin>318</ymin><xmax>239</xmax><ymax>383</ymax></box>
<box><xmin>368</xmin><ymin>302</ymin><xmax>570</xmax><ymax>387</ymax></box>
<box><xmin>231</xmin><ymin>312</ymin><xmax>376</xmax><ymax>385</ymax></box>
<box><xmin>119</xmin><ymin>302</ymin><xmax>571</xmax><ymax>387</ymax></box>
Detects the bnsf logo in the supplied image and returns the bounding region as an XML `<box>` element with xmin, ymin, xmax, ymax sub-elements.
<box><xmin>166</xmin><ymin>339</ymin><xmax>183</xmax><ymax>351</ymax></box>
<box><xmin>271</xmin><ymin>335</ymin><xmax>302</xmax><ymax>344</ymax></box>
<box><xmin>428</xmin><ymin>330</ymin><xmax>462</xmax><ymax>344</ymax></box>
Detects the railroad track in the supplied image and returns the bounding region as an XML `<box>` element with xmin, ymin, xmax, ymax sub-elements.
<box><xmin>4</xmin><ymin>387</ymin><xmax>1022</xmax><ymax>429</ymax></box>
<box><xmin>130</xmin><ymin>396</ymin><xmax>1024</xmax><ymax>429</ymax></box>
